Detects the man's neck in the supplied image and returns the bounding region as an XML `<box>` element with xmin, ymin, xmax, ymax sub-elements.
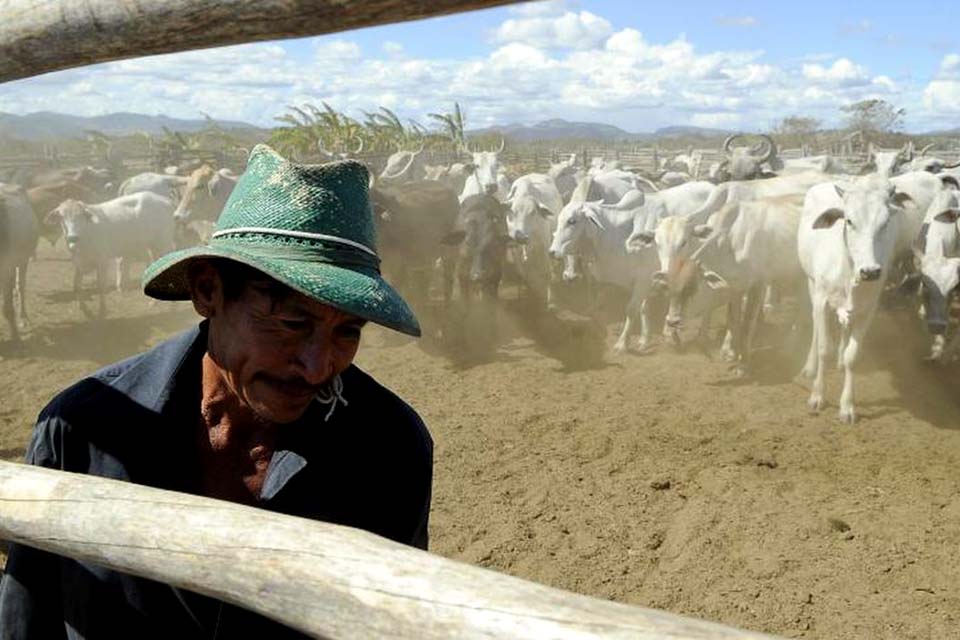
<box><xmin>197</xmin><ymin>353</ymin><xmax>278</xmax><ymax>504</ymax></box>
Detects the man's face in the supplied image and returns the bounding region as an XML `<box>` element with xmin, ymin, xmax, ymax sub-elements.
<box><xmin>198</xmin><ymin>267</ymin><xmax>366</xmax><ymax>424</ymax></box>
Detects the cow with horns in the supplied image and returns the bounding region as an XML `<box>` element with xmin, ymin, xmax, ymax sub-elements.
<box><xmin>378</xmin><ymin>140</ymin><xmax>427</xmax><ymax>184</ymax></box>
<box><xmin>458</xmin><ymin>138</ymin><xmax>507</xmax><ymax>203</ymax></box>
<box><xmin>713</xmin><ymin>134</ymin><xmax>779</xmax><ymax>182</ymax></box>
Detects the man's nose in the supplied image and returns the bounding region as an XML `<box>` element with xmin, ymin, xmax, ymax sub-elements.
<box><xmin>298</xmin><ymin>340</ymin><xmax>335</xmax><ymax>386</ymax></box>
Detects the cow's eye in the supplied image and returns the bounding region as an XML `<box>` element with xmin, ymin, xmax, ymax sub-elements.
<box><xmin>846</xmin><ymin>219</ymin><xmax>856</xmax><ymax>230</ymax></box>
<box><xmin>567</xmin><ymin>218</ymin><xmax>578</xmax><ymax>226</ymax></box>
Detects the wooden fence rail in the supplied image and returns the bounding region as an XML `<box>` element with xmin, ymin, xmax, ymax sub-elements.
<box><xmin>0</xmin><ymin>460</ymin><xmax>782</xmax><ymax>639</ymax></box>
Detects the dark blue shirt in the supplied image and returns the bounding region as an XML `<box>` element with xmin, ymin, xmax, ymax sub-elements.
<box><xmin>0</xmin><ymin>322</ymin><xmax>433</xmax><ymax>639</ymax></box>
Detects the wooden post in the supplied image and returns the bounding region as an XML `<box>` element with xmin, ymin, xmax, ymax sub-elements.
<box><xmin>0</xmin><ymin>461</ymin><xmax>781</xmax><ymax>640</ymax></box>
<box><xmin>0</xmin><ymin>0</ymin><xmax>522</xmax><ymax>83</ymax></box>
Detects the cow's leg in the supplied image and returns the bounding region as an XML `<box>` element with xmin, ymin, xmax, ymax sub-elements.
<box><xmin>96</xmin><ymin>262</ymin><xmax>108</xmax><ymax>318</ymax></box>
<box><xmin>2</xmin><ymin>275</ymin><xmax>18</xmax><ymax>342</ymax></box>
<box><xmin>735</xmin><ymin>285</ymin><xmax>765</xmax><ymax>376</ymax></box>
<box><xmin>115</xmin><ymin>257</ymin><xmax>127</xmax><ymax>292</ymax></box>
<box><xmin>800</xmin><ymin>278</ymin><xmax>819</xmax><ymax>378</ymax></box>
<box><xmin>838</xmin><ymin>302</ymin><xmax>878</xmax><ymax>424</ymax></box>
<box><xmin>16</xmin><ymin>261</ymin><xmax>30</xmax><ymax>330</ymax></box>
<box><xmin>721</xmin><ymin>300</ymin><xmax>741</xmax><ymax>361</ymax></box>
<box><xmin>808</xmin><ymin>293</ymin><xmax>829</xmax><ymax>413</ymax></box>
<box><xmin>763</xmin><ymin>284</ymin><xmax>779</xmax><ymax>315</ymax></box>
<box><xmin>612</xmin><ymin>314</ymin><xmax>633</xmax><ymax>354</ymax></box>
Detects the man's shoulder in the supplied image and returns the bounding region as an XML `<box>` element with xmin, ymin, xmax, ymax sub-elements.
<box><xmin>40</xmin><ymin>324</ymin><xmax>202</xmax><ymax>424</ymax></box>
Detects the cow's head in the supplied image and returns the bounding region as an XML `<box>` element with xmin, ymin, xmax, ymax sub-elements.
<box><xmin>722</xmin><ymin>133</ymin><xmax>777</xmax><ymax>181</ymax></box>
<box><xmin>548</xmin><ymin>199</ymin><xmax>604</xmax><ymax>267</ymax></box>
<box><xmin>506</xmin><ymin>194</ymin><xmax>552</xmax><ymax>245</ymax></box>
<box><xmin>379</xmin><ymin>140</ymin><xmax>425</xmax><ymax>183</ymax></box>
<box><xmin>44</xmin><ymin>198</ymin><xmax>99</xmax><ymax>252</ymax></box>
<box><xmin>461</xmin><ymin>138</ymin><xmax>505</xmax><ymax>196</ymax></box>
<box><xmin>813</xmin><ymin>178</ymin><xmax>910</xmax><ymax>283</ymax></box>
<box><xmin>863</xmin><ymin>142</ymin><xmax>912</xmax><ymax>177</ymax></box>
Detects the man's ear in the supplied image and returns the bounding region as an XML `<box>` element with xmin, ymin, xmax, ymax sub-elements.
<box><xmin>186</xmin><ymin>259</ymin><xmax>223</xmax><ymax>318</ymax></box>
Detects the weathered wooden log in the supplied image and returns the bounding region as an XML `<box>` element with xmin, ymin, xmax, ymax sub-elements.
<box><xmin>0</xmin><ymin>0</ymin><xmax>523</xmax><ymax>83</ymax></box>
<box><xmin>0</xmin><ymin>460</ymin><xmax>782</xmax><ymax>639</ymax></box>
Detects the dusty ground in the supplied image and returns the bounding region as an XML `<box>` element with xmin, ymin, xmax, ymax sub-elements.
<box><xmin>2</xmin><ymin>242</ymin><xmax>959</xmax><ymax>639</ymax></box>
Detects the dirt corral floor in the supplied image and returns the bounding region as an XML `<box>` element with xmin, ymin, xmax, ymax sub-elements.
<box><xmin>2</xmin><ymin>242</ymin><xmax>960</xmax><ymax>639</ymax></box>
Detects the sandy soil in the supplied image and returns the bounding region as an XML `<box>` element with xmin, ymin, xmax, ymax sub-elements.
<box><xmin>2</xmin><ymin>242</ymin><xmax>959</xmax><ymax>639</ymax></box>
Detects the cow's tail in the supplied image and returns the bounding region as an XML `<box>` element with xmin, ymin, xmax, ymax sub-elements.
<box><xmin>688</xmin><ymin>183</ymin><xmax>728</xmax><ymax>225</ymax></box>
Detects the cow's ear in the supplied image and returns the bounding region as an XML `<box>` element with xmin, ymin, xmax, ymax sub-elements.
<box><xmin>934</xmin><ymin>209</ymin><xmax>960</xmax><ymax>224</ymax></box>
<box><xmin>584</xmin><ymin>207</ymin><xmax>605</xmax><ymax>230</ymax></box>
<box><xmin>941</xmin><ymin>175</ymin><xmax>960</xmax><ymax>191</ymax></box>
<box><xmin>833</xmin><ymin>184</ymin><xmax>845</xmax><ymax>199</ymax></box>
<box><xmin>43</xmin><ymin>209</ymin><xmax>62</xmax><ymax>226</ymax></box>
<box><xmin>441</xmin><ymin>230</ymin><xmax>466</xmax><ymax>246</ymax></box>
<box><xmin>692</xmin><ymin>224</ymin><xmax>712</xmax><ymax>239</ymax></box>
<box><xmin>812</xmin><ymin>208</ymin><xmax>844</xmax><ymax>229</ymax></box>
<box><xmin>702</xmin><ymin>270</ymin><xmax>729</xmax><ymax>290</ymax></box>
<box><xmin>537</xmin><ymin>205</ymin><xmax>553</xmax><ymax>218</ymax></box>
<box><xmin>890</xmin><ymin>191</ymin><xmax>912</xmax><ymax>209</ymax></box>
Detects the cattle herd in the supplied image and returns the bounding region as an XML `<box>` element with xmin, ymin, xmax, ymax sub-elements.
<box><xmin>1</xmin><ymin>135</ymin><xmax>959</xmax><ymax>425</ymax></box>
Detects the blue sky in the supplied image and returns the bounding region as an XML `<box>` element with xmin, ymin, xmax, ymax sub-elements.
<box><xmin>2</xmin><ymin>0</ymin><xmax>960</xmax><ymax>132</ymax></box>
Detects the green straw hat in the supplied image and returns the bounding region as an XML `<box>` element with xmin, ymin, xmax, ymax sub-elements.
<box><xmin>143</xmin><ymin>144</ymin><xmax>420</xmax><ymax>337</ymax></box>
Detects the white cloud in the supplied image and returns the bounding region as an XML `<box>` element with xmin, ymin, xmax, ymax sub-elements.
<box><xmin>923</xmin><ymin>53</ymin><xmax>960</xmax><ymax>113</ymax></box>
<box><xmin>382</xmin><ymin>41</ymin><xmax>404</xmax><ymax>57</ymax></box>
<box><xmin>1</xmin><ymin>8</ymin><xmax>951</xmax><ymax>132</ymax></box>
<box><xmin>314</xmin><ymin>39</ymin><xmax>362</xmax><ymax>61</ymax></box>
<box><xmin>691</xmin><ymin>113</ymin><xmax>742</xmax><ymax>128</ymax></box>
<box><xmin>494</xmin><ymin>10</ymin><xmax>612</xmax><ymax>50</ymax></box>
<box><xmin>715</xmin><ymin>16</ymin><xmax>759</xmax><ymax>28</ymax></box>
<box><xmin>802</xmin><ymin>58</ymin><xmax>870</xmax><ymax>86</ymax></box>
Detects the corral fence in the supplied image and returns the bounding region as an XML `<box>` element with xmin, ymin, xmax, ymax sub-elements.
<box><xmin>3</xmin><ymin>143</ymin><xmax>959</xmax><ymax>182</ymax></box>
<box><xmin>0</xmin><ymin>460</ymin><xmax>781</xmax><ymax>639</ymax></box>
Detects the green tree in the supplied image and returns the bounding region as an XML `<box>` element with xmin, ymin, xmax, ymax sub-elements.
<box><xmin>841</xmin><ymin>99</ymin><xmax>905</xmax><ymax>137</ymax></box>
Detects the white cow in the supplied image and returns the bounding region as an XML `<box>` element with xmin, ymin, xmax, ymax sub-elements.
<box><xmin>864</xmin><ymin>142</ymin><xmax>913</xmax><ymax>177</ymax></box>
<box><xmin>505</xmin><ymin>174</ymin><xmax>564</xmax><ymax>306</ymax></box>
<box><xmin>0</xmin><ymin>184</ymin><xmax>39</xmax><ymax>341</ymax></box>
<box><xmin>45</xmin><ymin>193</ymin><xmax>176</xmax><ymax>317</ymax></box>
<box><xmin>797</xmin><ymin>176</ymin><xmax>912</xmax><ymax>423</ymax></box>
<box><xmin>901</xmin><ymin>187</ymin><xmax>960</xmax><ymax>360</ymax></box>
<box><xmin>778</xmin><ymin>155</ymin><xmax>845</xmax><ymax>175</ymax></box>
<box><xmin>549</xmin><ymin>184</ymin><xmax>666</xmax><ymax>352</ymax></box>
<box><xmin>624</xmin><ymin>181</ymin><xmax>718</xmax><ymax>253</ymax></box>
<box><xmin>118</xmin><ymin>172</ymin><xmax>189</xmax><ymax>199</ymax></box>
<box><xmin>378</xmin><ymin>143</ymin><xmax>426</xmax><ymax>184</ymax></box>
<box><xmin>548</xmin><ymin>154</ymin><xmax>582</xmax><ymax>202</ymax></box>
<box><xmin>458</xmin><ymin>140</ymin><xmax>506</xmax><ymax>203</ymax></box>
<box><xmin>659</xmin><ymin>194</ymin><xmax>805</xmax><ymax>374</ymax></box>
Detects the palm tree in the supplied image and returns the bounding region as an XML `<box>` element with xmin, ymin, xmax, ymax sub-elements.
<box><xmin>427</xmin><ymin>102</ymin><xmax>467</xmax><ymax>150</ymax></box>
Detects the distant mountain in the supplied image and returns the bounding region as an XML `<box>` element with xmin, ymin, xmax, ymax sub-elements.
<box><xmin>468</xmin><ymin>119</ymin><xmax>736</xmax><ymax>142</ymax></box>
<box><xmin>470</xmin><ymin>118</ymin><xmax>646</xmax><ymax>142</ymax></box>
<box><xmin>653</xmin><ymin>125</ymin><xmax>733</xmax><ymax>138</ymax></box>
<box><xmin>0</xmin><ymin>111</ymin><xmax>264</xmax><ymax>140</ymax></box>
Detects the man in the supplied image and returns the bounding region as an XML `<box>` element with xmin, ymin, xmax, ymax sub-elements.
<box><xmin>0</xmin><ymin>146</ymin><xmax>433</xmax><ymax>638</ymax></box>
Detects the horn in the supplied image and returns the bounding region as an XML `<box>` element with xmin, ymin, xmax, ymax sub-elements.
<box><xmin>635</xmin><ymin>176</ymin><xmax>660</xmax><ymax>192</ymax></box>
<box><xmin>919</xmin><ymin>143</ymin><xmax>936</xmax><ymax>157</ymax></box>
<box><xmin>943</xmin><ymin>160</ymin><xmax>960</xmax><ymax>169</ymax></box>
<box><xmin>722</xmin><ymin>134</ymin><xmax>744</xmax><ymax>157</ymax></box>
<box><xmin>352</xmin><ymin>135</ymin><xmax>364</xmax><ymax>155</ymax></box>
<box><xmin>494</xmin><ymin>137</ymin><xmax>505</xmax><ymax>154</ymax></box>
<box><xmin>751</xmin><ymin>134</ymin><xmax>775</xmax><ymax>163</ymax></box>
<box><xmin>411</xmin><ymin>139</ymin><xmax>425</xmax><ymax>155</ymax></box>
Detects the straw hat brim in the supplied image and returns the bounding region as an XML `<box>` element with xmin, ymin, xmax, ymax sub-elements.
<box><xmin>142</xmin><ymin>243</ymin><xmax>421</xmax><ymax>337</ymax></box>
